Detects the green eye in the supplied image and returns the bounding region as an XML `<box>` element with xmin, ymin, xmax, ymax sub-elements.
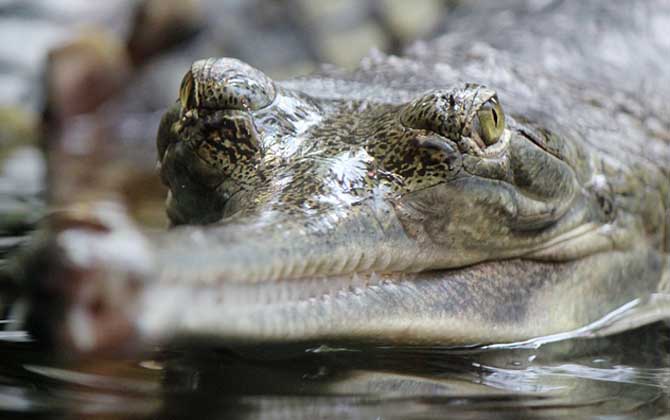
<box><xmin>475</xmin><ymin>96</ymin><xmax>505</xmax><ymax>146</ymax></box>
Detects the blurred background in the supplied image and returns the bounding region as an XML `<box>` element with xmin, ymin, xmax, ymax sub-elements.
<box><xmin>0</xmin><ymin>2</ymin><xmax>669</xmax><ymax>419</ymax></box>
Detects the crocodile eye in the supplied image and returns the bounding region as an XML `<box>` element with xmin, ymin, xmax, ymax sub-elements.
<box><xmin>474</xmin><ymin>96</ymin><xmax>505</xmax><ymax>146</ymax></box>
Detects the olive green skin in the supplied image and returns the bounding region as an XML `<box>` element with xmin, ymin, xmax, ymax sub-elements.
<box><xmin>49</xmin><ymin>0</ymin><xmax>670</xmax><ymax>350</ymax></box>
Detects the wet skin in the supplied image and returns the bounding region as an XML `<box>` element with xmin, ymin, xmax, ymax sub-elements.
<box><xmin>141</xmin><ymin>53</ymin><xmax>668</xmax><ymax>347</ymax></box>
<box><xmin>160</xmin><ymin>58</ymin><xmax>598</xmax><ymax>277</ymax></box>
<box><xmin>31</xmin><ymin>1</ymin><xmax>670</xmax><ymax>352</ymax></box>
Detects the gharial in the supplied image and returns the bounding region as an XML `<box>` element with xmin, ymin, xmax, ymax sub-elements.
<box><xmin>21</xmin><ymin>0</ymin><xmax>670</xmax><ymax>353</ymax></box>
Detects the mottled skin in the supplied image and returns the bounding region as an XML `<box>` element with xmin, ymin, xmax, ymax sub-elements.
<box><xmin>160</xmin><ymin>78</ymin><xmax>507</xmax><ymax>223</ymax></box>
<box><xmin>33</xmin><ymin>0</ymin><xmax>670</xmax><ymax>351</ymax></box>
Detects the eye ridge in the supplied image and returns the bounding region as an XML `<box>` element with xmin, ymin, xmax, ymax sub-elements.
<box><xmin>398</xmin><ymin>86</ymin><xmax>505</xmax><ymax>150</ymax></box>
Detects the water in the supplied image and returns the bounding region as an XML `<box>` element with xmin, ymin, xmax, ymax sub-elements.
<box><xmin>0</xmin><ymin>320</ymin><xmax>666</xmax><ymax>419</ymax></box>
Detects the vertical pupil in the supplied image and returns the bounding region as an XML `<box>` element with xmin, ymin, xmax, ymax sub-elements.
<box><xmin>491</xmin><ymin>107</ymin><xmax>498</xmax><ymax>126</ymax></box>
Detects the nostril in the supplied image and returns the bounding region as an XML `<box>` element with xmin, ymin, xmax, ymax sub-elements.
<box><xmin>187</xmin><ymin>57</ymin><xmax>276</xmax><ymax>111</ymax></box>
<box><xmin>179</xmin><ymin>70</ymin><xmax>196</xmax><ymax>110</ymax></box>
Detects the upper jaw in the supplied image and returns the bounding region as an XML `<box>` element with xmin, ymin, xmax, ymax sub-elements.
<box><xmin>25</xmin><ymin>197</ymin><xmax>613</xmax><ymax>356</ymax></box>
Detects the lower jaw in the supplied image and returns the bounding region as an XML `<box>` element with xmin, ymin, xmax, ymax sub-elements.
<box><xmin>58</xmin><ymin>246</ymin><xmax>664</xmax><ymax>353</ymax></box>
<box><xmin>132</xmin><ymin>259</ymin><xmax>580</xmax><ymax>346</ymax></box>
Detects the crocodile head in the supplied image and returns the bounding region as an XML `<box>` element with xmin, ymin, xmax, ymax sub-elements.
<box><xmin>38</xmin><ymin>57</ymin><xmax>666</xmax><ymax>353</ymax></box>
<box><xmin>158</xmin><ymin>57</ymin><xmax>598</xmax><ymax>275</ymax></box>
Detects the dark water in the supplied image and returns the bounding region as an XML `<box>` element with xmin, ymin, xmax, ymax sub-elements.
<box><xmin>0</xmin><ymin>321</ymin><xmax>667</xmax><ymax>419</ymax></box>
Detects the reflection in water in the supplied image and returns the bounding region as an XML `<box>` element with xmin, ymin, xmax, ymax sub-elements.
<box><xmin>0</xmin><ymin>322</ymin><xmax>666</xmax><ymax>419</ymax></box>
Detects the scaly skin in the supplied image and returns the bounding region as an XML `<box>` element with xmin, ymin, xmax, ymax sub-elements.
<box><xmin>29</xmin><ymin>0</ymin><xmax>670</xmax><ymax>353</ymax></box>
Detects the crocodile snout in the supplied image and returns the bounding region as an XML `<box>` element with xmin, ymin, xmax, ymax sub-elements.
<box><xmin>156</xmin><ymin>59</ymin><xmax>276</xmax><ymax>225</ymax></box>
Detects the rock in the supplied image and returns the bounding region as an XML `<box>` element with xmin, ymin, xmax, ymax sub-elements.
<box><xmin>0</xmin><ymin>0</ymin><xmax>137</xmax><ymax>116</ymax></box>
<box><xmin>0</xmin><ymin>18</ymin><xmax>72</xmax><ymax>114</ymax></box>
<box><xmin>0</xmin><ymin>108</ymin><xmax>44</xmax><ymax>236</ymax></box>
<box><xmin>319</xmin><ymin>23</ymin><xmax>389</xmax><ymax>68</ymax></box>
<box><xmin>44</xmin><ymin>30</ymin><xmax>132</xmax><ymax>123</ymax></box>
<box><xmin>377</xmin><ymin>0</ymin><xmax>446</xmax><ymax>44</ymax></box>
<box><xmin>127</xmin><ymin>0</ymin><xmax>204</xmax><ymax>65</ymax></box>
<box><xmin>0</xmin><ymin>106</ymin><xmax>38</xmax><ymax>152</ymax></box>
<box><xmin>0</xmin><ymin>147</ymin><xmax>45</xmax><ymax>198</ymax></box>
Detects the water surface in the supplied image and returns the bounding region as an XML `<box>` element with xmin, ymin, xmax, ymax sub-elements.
<box><xmin>0</xmin><ymin>318</ymin><xmax>667</xmax><ymax>419</ymax></box>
